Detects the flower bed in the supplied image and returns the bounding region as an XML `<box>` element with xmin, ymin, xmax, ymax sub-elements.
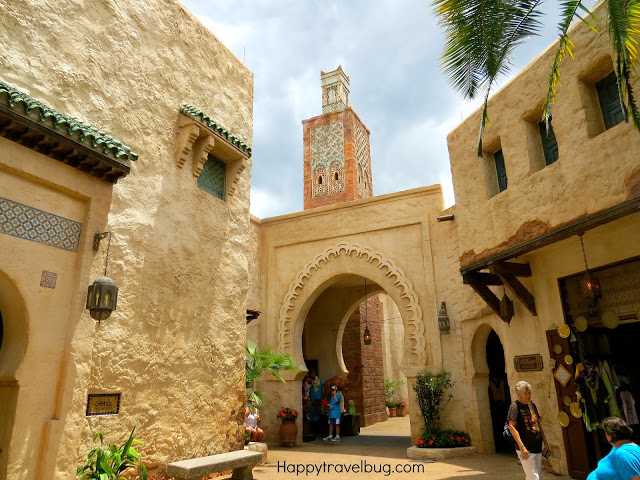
<box><xmin>416</xmin><ymin>429</ymin><xmax>471</xmax><ymax>448</ymax></box>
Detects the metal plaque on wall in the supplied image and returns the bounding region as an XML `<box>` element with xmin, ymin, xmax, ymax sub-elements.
<box><xmin>86</xmin><ymin>393</ymin><xmax>121</xmax><ymax>416</ymax></box>
<box><xmin>513</xmin><ymin>354</ymin><xmax>544</xmax><ymax>372</ymax></box>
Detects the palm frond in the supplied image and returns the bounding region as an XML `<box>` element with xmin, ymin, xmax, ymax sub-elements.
<box><xmin>543</xmin><ymin>1</ymin><xmax>598</xmax><ymax>129</ymax></box>
<box><xmin>433</xmin><ymin>0</ymin><xmax>544</xmax><ymax>155</ymax></box>
<box><xmin>607</xmin><ymin>0</ymin><xmax>640</xmax><ymax>130</ymax></box>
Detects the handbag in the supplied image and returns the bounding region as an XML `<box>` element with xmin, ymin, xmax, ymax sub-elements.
<box><xmin>503</xmin><ymin>419</ymin><xmax>514</xmax><ymax>442</ymax></box>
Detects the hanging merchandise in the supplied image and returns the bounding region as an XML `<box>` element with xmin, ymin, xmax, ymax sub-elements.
<box><xmin>554</xmin><ymin>344</ymin><xmax>563</xmax><ymax>354</ymax></box>
<box><xmin>558</xmin><ymin>411</ymin><xmax>570</xmax><ymax>428</ymax></box>
<box><xmin>602</xmin><ymin>310</ymin><xmax>619</xmax><ymax>329</ymax></box>
<box><xmin>619</xmin><ymin>390</ymin><xmax>639</xmax><ymax>425</ymax></box>
<box><xmin>565</xmin><ymin>355</ymin><xmax>574</xmax><ymax>365</ymax></box>
<box><xmin>570</xmin><ymin>402</ymin><xmax>583</xmax><ymax>418</ymax></box>
<box><xmin>558</xmin><ymin>324</ymin><xmax>571</xmax><ymax>339</ymax></box>
<box><xmin>575</xmin><ymin>316</ymin><xmax>589</xmax><ymax>332</ymax></box>
<box><xmin>599</xmin><ymin>360</ymin><xmax>621</xmax><ymax>418</ymax></box>
<box><xmin>575</xmin><ymin>361</ymin><xmax>611</xmax><ymax>431</ymax></box>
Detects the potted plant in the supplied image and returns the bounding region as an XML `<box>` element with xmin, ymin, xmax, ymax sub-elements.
<box><xmin>246</xmin><ymin>341</ymin><xmax>299</xmax><ymax>408</ymax></box>
<box><xmin>386</xmin><ymin>400</ymin><xmax>397</xmax><ymax>417</ymax></box>
<box><xmin>397</xmin><ymin>400</ymin><xmax>407</xmax><ymax>417</ymax></box>
<box><xmin>276</xmin><ymin>407</ymin><xmax>298</xmax><ymax>447</ymax></box>
<box><xmin>76</xmin><ymin>428</ymin><xmax>147</xmax><ymax>480</ymax></box>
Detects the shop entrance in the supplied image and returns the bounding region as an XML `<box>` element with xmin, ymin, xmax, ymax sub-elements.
<box><xmin>486</xmin><ymin>330</ymin><xmax>511</xmax><ymax>452</ymax></box>
<box><xmin>551</xmin><ymin>256</ymin><xmax>640</xmax><ymax>478</ymax></box>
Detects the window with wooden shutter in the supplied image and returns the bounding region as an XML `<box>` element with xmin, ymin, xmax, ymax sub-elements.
<box><xmin>538</xmin><ymin>120</ymin><xmax>559</xmax><ymax>166</ymax></box>
<box><xmin>494</xmin><ymin>150</ymin><xmax>508</xmax><ymax>193</ymax></box>
<box><xmin>596</xmin><ymin>72</ymin><xmax>625</xmax><ymax>130</ymax></box>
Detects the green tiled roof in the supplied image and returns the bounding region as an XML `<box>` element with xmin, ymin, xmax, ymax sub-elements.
<box><xmin>0</xmin><ymin>80</ymin><xmax>138</xmax><ymax>162</ymax></box>
<box><xmin>181</xmin><ymin>104</ymin><xmax>251</xmax><ymax>157</ymax></box>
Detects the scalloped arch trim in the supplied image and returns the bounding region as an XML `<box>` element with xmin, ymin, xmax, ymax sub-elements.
<box><xmin>277</xmin><ymin>241</ymin><xmax>426</xmax><ymax>366</ymax></box>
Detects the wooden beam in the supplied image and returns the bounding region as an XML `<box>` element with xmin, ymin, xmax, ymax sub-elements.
<box><xmin>500</xmin><ymin>274</ymin><xmax>537</xmax><ymax>316</ymax></box>
<box><xmin>489</xmin><ymin>262</ymin><xmax>532</xmax><ymax>277</ymax></box>
<box><xmin>462</xmin><ymin>271</ymin><xmax>503</xmax><ymax>286</ymax></box>
<box><xmin>463</xmin><ymin>273</ymin><xmax>512</xmax><ymax>323</ymax></box>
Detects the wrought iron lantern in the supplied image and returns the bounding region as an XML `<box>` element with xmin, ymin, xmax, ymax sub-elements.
<box><xmin>363</xmin><ymin>278</ymin><xmax>372</xmax><ymax>345</ymax></box>
<box><xmin>579</xmin><ymin>234</ymin><xmax>602</xmax><ymax>302</ymax></box>
<box><xmin>87</xmin><ymin>276</ymin><xmax>118</xmax><ymax>322</ymax></box>
<box><xmin>438</xmin><ymin>301</ymin><xmax>450</xmax><ymax>335</ymax></box>
<box><xmin>87</xmin><ymin>232</ymin><xmax>119</xmax><ymax>323</ymax></box>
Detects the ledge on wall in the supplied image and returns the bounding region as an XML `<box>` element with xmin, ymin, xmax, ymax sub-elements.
<box><xmin>406</xmin><ymin>445</ymin><xmax>476</xmax><ymax>460</ymax></box>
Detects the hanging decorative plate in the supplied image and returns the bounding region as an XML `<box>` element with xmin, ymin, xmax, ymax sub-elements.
<box><xmin>575</xmin><ymin>316</ymin><xmax>588</xmax><ymax>332</ymax></box>
<box><xmin>602</xmin><ymin>310</ymin><xmax>619</xmax><ymax>329</ymax></box>
<box><xmin>554</xmin><ymin>344</ymin><xmax>563</xmax><ymax>355</ymax></box>
<box><xmin>557</xmin><ymin>323</ymin><xmax>571</xmax><ymax>338</ymax></box>
<box><xmin>570</xmin><ymin>402</ymin><xmax>583</xmax><ymax>418</ymax></box>
<box><xmin>565</xmin><ymin>355</ymin><xmax>574</xmax><ymax>365</ymax></box>
<box><xmin>563</xmin><ymin>396</ymin><xmax>572</xmax><ymax>406</ymax></box>
<box><xmin>554</xmin><ymin>364</ymin><xmax>572</xmax><ymax>387</ymax></box>
<box><xmin>558</xmin><ymin>411</ymin><xmax>570</xmax><ymax>427</ymax></box>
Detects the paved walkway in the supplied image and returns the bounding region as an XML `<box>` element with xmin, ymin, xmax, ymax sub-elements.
<box><xmin>249</xmin><ymin>417</ymin><xmax>574</xmax><ymax>480</ymax></box>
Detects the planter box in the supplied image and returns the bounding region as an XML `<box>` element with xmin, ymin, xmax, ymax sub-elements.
<box><xmin>406</xmin><ymin>446</ymin><xmax>476</xmax><ymax>460</ymax></box>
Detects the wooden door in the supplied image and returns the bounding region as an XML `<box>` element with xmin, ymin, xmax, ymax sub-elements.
<box><xmin>546</xmin><ymin>329</ymin><xmax>590</xmax><ymax>479</ymax></box>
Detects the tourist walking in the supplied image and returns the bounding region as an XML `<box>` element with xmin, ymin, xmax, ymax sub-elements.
<box><xmin>507</xmin><ymin>381</ymin><xmax>551</xmax><ymax>479</ymax></box>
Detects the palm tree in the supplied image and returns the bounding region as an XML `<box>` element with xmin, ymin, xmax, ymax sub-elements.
<box><xmin>432</xmin><ymin>0</ymin><xmax>640</xmax><ymax>156</ymax></box>
<box><xmin>245</xmin><ymin>340</ymin><xmax>299</xmax><ymax>409</ymax></box>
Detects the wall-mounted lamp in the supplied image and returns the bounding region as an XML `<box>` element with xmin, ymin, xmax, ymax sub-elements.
<box><xmin>438</xmin><ymin>301</ymin><xmax>450</xmax><ymax>335</ymax></box>
<box><xmin>363</xmin><ymin>278</ymin><xmax>372</xmax><ymax>345</ymax></box>
<box><xmin>86</xmin><ymin>232</ymin><xmax>119</xmax><ymax>323</ymax></box>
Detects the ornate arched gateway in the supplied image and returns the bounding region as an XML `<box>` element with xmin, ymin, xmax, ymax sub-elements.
<box><xmin>267</xmin><ymin>241</ymin><xmax>429</xmax><ymax>443</ymax></box>
<box><xmin>277</xmin><ymin>242</ymin><xmax>427</xmax><ymax>367</ymax></box>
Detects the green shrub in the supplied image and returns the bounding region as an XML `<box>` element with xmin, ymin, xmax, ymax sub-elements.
<box><xmin>76</xmin><ymin>428</ymin><xmax>147</xmax><ymax>480</ymax></box>
<box><xmin>413</xmin><ymin>369</ymin><xmax>453</xmax><ymax>433</ymax></box>
<box><xmin>416</xmin><ymin>429</ymin><xmax>471</xmax><ymax>448</ymax></box>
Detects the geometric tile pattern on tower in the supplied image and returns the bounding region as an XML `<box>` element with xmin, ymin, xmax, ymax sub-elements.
<box><xmin>311</xmin><ymin>121</ymin><xmax>344</xmax><ymax>198</ymax></box>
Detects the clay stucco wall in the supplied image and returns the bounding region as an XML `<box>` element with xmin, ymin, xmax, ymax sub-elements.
<box><xmin>0</xmin><ymin>0</ymin><xmax>254</xmax><ymax>477</ymax></box>
<box><xmin>0</xmin><ymin>140</ymin><xmax>113</xmax><ymax>480</ymax></box>
<box><xmin>448</xmin><ymin>2</ymin><xmax>640</xmax><ymax>266</ymax></box>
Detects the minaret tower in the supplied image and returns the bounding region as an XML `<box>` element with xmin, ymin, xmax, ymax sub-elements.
<box><xmin>303</xmin><ymin>66</ymin><xmax>373</xmax><ymax>210</ymax></box>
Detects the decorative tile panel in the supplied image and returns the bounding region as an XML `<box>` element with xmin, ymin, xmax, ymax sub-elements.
<box><xmin>354</xmin><ymin>122</ymin><xmax>372</xmax><ymax>199</ymax></box>
<box><xmin>197</xmin><ymin>154</ymin><xmax>226</xmax><ymax>200</ymax></box>
<box><xmin>40</xmin><ymin>271</ymin><xmax>57</xmax><ymax>289</ymax></box>
<box><xmin>311</xmin><ymin>122</ymin><xmax>344</xmax><ymax>198</ymax></box>
<box><xmin>0</xmin><ymin>197</ymin><xmax>82</xmax><ymax>252</ymax></box>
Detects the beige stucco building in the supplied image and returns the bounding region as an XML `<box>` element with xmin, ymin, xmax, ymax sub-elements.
<box><xmin>0</xmin><ymin>1</ymin><xmax>638</xmax><ymax>479</ymax></box>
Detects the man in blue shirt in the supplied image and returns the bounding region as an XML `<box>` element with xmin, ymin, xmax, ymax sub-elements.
<box><xmin>324</xmin><ymin>385</ymin><xmax>343</xmax><ymax>442</ymax></box>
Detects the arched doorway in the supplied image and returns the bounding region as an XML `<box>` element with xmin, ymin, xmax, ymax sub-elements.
<box><xmin>486</xmin><ymin>330</ymin><xmax>511</xmax><ymax>452</ymax></box>
<box><xmin>0</xmin><ymin>271</ymin><xmax>28</xmax><ymax>478</ymax></box>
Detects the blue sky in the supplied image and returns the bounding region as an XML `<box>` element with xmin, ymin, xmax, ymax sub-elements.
<box><xmin>180</xmin><ymin>0</ymin><xmax>597</xmax><ymax>218</ymax></box>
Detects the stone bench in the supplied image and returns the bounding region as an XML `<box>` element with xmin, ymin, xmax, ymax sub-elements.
<box><xmin>167</xmin><ymin>450</ymin><xmax>263</xmax><ymax>480</ymax></box>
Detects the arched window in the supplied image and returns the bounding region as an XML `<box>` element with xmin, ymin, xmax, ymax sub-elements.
<box><xmin>335</xmin><ymin>172</ymin><xmax>339</xmax><ymax>181</ymax></box>
<box><xmin>318</xmin><ymin>176</ymin><xmax>323</xmax><ymax>185</ymax></box>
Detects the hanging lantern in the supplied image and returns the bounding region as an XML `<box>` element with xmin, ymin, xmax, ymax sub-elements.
<box><xmin>438</xmin><ymin>301</ymin><xmax>450</xmax><ymax>335</ymax></box>
<box><xmin>579</xmin><ymin>234</ymin><xmax>602</xmax><ymax>302</ymax></box>
<box><xmin>362</xmin><ymin>278</ymin><xmax>372</xmax><ymax>345</ymax></box>
<box><xmin>86</xmin><ymin>276</ymin><xmax>118</xmax><ymax>322</ymax></box>
<box><xmin>363</xmin><ymin>326</ymin><xmax>372</xmax><ymax>345</ymax></box>
<box><xmin>86</xmin><ymin>232</ymin><xmax>119</xmax><ymax>323</ymax></box>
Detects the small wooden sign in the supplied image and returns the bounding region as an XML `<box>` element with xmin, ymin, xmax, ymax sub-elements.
<box><xmin>513</xmin><ymin>354</ymin><xmax>544</xmax><ymax>372</ymax></box>
<box><xmin>86</xmin><ymin>393</ymin><xmax>121</xmax><ymax>416</ymax></box>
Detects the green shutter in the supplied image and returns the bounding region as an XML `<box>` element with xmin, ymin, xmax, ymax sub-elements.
<box><xmin>198</xmin><ymin>154</ymin><xmax>226</xmax><ymax>200</ymax></box>
<box><xmin>494</xmin><ymin>150</ymin><xmax>508</xmax><ymax>193</ymax></box>
<box><xmin>596</xmin><ymin>72</ymin><xmax>625</xmax><ymax>130</ymax></box>
<box><xmin>538</xmin><ymin>121</ymin><xmax>559</xmax><ymax>166</ymax></box>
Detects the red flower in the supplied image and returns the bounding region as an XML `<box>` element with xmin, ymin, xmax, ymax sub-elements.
<box><xmin>321</xmin><ymin>399</ymin><xmax>329</xmax><ymax>406</ymax></box>
<box><xmin>292</xmin><ymin>410</ymin><xmax>297</xmax><ymax>415</ymax></box>
<box><xmin>280</xmin><ymin>412</ymin><xmax>285</xmax><ymax>417</ymax></box>
<box><xmin>456</xmin><ymin>437</ymin><xmax>461</xmax><ymax>441</ymax></box>
<box><xmin>428</xmin><ymin>439</ymin><xmax>434</xmax><ymax>445</ymax></box>
<box><xmin>450</xmin><ymin>436</ymin><xmax>454</xmax><ymax>440</ymax></box>
<box><xmin>306</xmin><ymin>377</ymin><xmax>312</xmax><ymax>382</ymax></box>
<box><xmin>417</xmin><ymin>439</ymin><xmax>424</xmax><ymax>445</ymax></box>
